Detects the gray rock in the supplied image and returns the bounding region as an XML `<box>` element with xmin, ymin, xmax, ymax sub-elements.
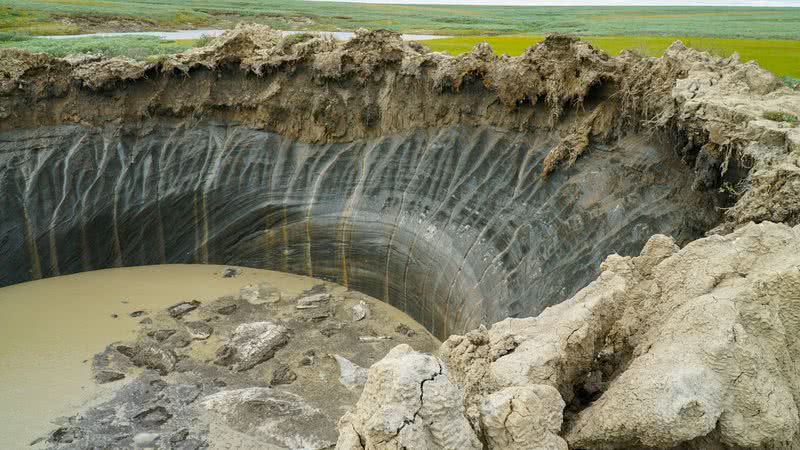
<box><xmin>95</xmin><ymin>370</ymin><xmax>126</xmax><ymax>384</ymax></box>
<box><xmin>167</xmin><ymin>300</ymin><xmax>201</xmax><ymax>319</ymax></box>
<box><xmin>222</xmin><ymin>267</ymin><xmax>241</xmax><ymax>278</ymax></box>
<box><xmin>165</xmin><ymin>384</ymin><xmax>202</xmax><ymax>405</ymax></box>
<box><xmin>333</xmin><ymin>355</ymin><xmax>368</xmax><ymax>388</ymax></box>
<box><xmin>202</xmin><ymin>387</ymin><xmax>336</xmax><ymax>449</ymax></box>
<box><xmin>215</xmin><ymin>321</ymin><xmax>290</xmax><ymax>371</ymax></box>
<box><xmin>395</xmin><ymin>324</ymin><xmax>416</xmax><ymax>337</ymax></box>
<box><xmin>169</xmin><ymin>428</ymin><xmax>190</xmax><ymax>444</ymax></box>
<box><xmin>115</xmin><ymin>344</ymin><xmax>136</xmax><ymax>358</ymax></box>
<box><xmin>185</xmin><ymin>321</ymin><xmax>213</xmax><ymax>340</ymax></box>
<box><xmin>296</xmin><ymin>293</ymin><xmax>330</xmax><ymax>309</ymax></box>
<box><xmin>133</xmin><ymin>432</ymin><xmax>160</xmax><ymax>447</ymax></box>
<box><xmin>130</xmin><ymin>344</ymin><xmax>177</xmax><ymax>375</ymax></box>
<box><xmin>148</xmin><ymin>329</ymin><xmax>177</xmax><ymax>342</ymax></box>
<box><xmin>48</xmin><ymin>426</ymin><xmax>82</xmax><ymax>444</ymax></box>
<box><xmin>357</xmin><ymin>335</ymin><xmax>392</xmax><ymax>342</ymax></box>
<box><xmin>133</xmin><ymin>406</ymin><xmax>172</xmax><ymax>427</ymax></box>
<box><xmin>320</xmin><ymin>322</ymin><xmax>343</xmax><ymax>337</ymax></box>
<box><xmin>270</xmin><ymin>363</ymin><xmax>297</xmax><ymax>386</ymax></box>
<box><xmin>303</xmin><ymin>307</ymin><xmax>332</xmax><ymax>322</ymax></box>
<box><xmin>216</xmin><ymin>303</ymin><xmax>237</xmax><ymax>315</ymax></box>
<box><xmin>299</xmin><ymin>350</ymin><xmax>316</xmax><ymax>367</ymax></box>
<box><xmin>351</xmin><ymin>301</ymin><xmax>369</xmax><ymax>321</ymax></box>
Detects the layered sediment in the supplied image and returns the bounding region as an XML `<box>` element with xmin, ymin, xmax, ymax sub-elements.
<box><xmin>0</xmin><ymin>122</ymin><xmax>717</xmax><ymax>337</ymax></box>
<box><xmin>1</xmin><ymin>26</ymin><xmax>767</xmax><ymax>337</ymax></box>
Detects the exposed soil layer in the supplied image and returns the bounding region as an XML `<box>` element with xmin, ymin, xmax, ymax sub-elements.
<box><xmin>5</xmin><ymin>26</ymin><xmax>789</xmax><ymax>337</ymax></box>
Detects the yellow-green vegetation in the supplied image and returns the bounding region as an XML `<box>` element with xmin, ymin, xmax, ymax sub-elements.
<box><xmin>422</xmin><ymin>35</ymin><xmax>800</xmax><ymax>78</ymax></box>
<box><xmin>763</xmin><ymin>110</ymin><xmax>799</xmax><ymax>124</ymax></box>
<box><xmin>0</xmin><ymin>35</ymin><xmax>194</xmax><ymax>60</ymax></box>
<box><xmin>2</xmin><ymin>2</ymin><xmax>800</xmax><ymax>40</ymax></box>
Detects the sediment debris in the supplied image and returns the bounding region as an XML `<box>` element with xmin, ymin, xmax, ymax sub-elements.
<box><xmin>42</xmin><ymin>276</ymin><xmax>436</xmax><ymax>449</ymax></box>
<box><xmin>167</xmin><ymin>300</ymin><xmax>202</xmax><ymax>319</ymax></box>
<box><xmin>333</xmin><ymin>355</ymin><xmax>368</xmax><ymax>389</ymax></box>
<box><xmin>214</xmin><ymin>321</ymin><xmax>291</xmax><ymax>371</ymax></box>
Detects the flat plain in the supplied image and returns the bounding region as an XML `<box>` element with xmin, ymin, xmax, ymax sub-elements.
<box><xmin>0</xmin><ymin>1</ymin><xmax>798</xmax><ymax>81</ymax></box>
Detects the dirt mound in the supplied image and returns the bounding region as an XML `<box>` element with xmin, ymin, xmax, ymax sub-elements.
<box><xmin>353</xmin><ymin>222</ymin><xmax>800</xmax><ymax>449</ymax></box>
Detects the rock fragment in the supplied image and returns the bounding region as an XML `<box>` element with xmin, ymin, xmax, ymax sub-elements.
<box><xmin>222</xmin><ymin>267</ymin><xmax>241</xmax><ymax>278</ymax></box>
<box><xmin>215</xmin><ymin>321</ymin><xmax>290</xmax><ymax>371</ymax></box>
<box><xmin>357</xmin><ymin>335</ymin><xmax>391</xmax><ymax>342</ymax></box>
<box><xmin>185</xmin><ymin>321</ymin><xmax>213</xmax><ymax>340</ymax></box>
<box><xmin>216</xmin><ymin>303</ymin><xmax>237</xmax><ymax>315</ymax></box>
<box><xmin>351</xmin><ymin>301</ymin><xmax>369</xmax><ymax>321</ymax></box>
<box><xmin>480</xmin><ymin>385</ymin><xmax>568</xmax><ymax>450</ymax></box>
<box><xmin>133</xmin><ymin>406</ymin><xmax>172</xmax><ymax>427</ymax></box>
<box><xmin>167</xmin><ymin>300</ymin><xmax>201</xmax><ymax>319</ymax></box>
<box><xmin>395</xmin><ymin>324</ymin><xmax>416</xmax><ymax>337</ymax></box>
<box><xmin>320</xmin><ymin>322</ymin><xmax>343</xmax><ymax>337</ymax></box>
<box><xmin>202</xmin><ymin>387</ymin><xmax>336</xmax><ymax>449</ymax></box>
<box><xmin>296</xmin><ymin>293</ymin><xmax>330</xmax><ymax>309</ymax></box>
<box><xmin>95</xmin><ymin>370</ymin><xmax>126</xmax><ymax>384</ymax></box>
<box><xmin>133</xmin><ymin>432</ymin><xmax>160</xmax><ymax>447</ymax></box>
<box><xmin>169</xmin><ymin>428</ymin><xmax>189</xmax><ymax>445</ymax></box>
<box><xmin>148</xmin><ymin>329</ymin><xmax>177</xmax><ymax>342</ymax></box>
<box><xmin>129</xmin><ymin>343</ymin><xmax>177</xmax><ymax>375</ymax></box>
<box><xmin>270</xmin><ymin>363</ymin><xmax>297</xmax><ymax>386</ymax></box>
<box><xmin>48</xmin><ymin>426</ymin><xmax>82</xmax><ymax>444</ymax></box>
<box><xmin>336</xmin><ymin>344</ymin><xmax>480</xmax><ymax>450</ymax></box>
<box><xmin>299</xmin><ymin>349</ymin><xmax>317</xmax><ymax>366</ymax></box>
<box><xmin>333</xmin><ymin>355</ymin><xmax>368</xmax><ymax>388</ymax></box>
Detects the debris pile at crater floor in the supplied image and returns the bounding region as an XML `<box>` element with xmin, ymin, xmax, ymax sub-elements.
<box><xmin>342</xmin><ymin>221</ymin><xmax>800</xmax><ymax>449</ymax></box>
<box><xmin>41</xmin><ymin>276</ymin><xmax>438</xmax><ymax>450</ymax></box>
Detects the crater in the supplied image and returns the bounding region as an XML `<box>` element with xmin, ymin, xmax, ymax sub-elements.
<box><xmin>0</xmin><ymin>120</ymin><xmax>720</xmax><ymax>338</ymax></box>
<box><xmin>7</xmin><ymin>25</ymin><xmax>794</xmax><ymax>450</ymax></box>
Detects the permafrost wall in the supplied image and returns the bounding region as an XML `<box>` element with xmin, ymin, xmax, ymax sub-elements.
<box><xmin>0</xmin><ymin>122</ymin><xmax>716</xmax><ymax>337</ymax></box>
<box><xmin>3</xmin><ymin>25</ymin><xmax>795</xmax><ymax>339</ymax></box>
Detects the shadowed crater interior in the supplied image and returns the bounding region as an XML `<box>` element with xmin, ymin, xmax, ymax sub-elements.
<box><xmin>0</xmin><ymin>120</ymin><xmax>720</xmax><ymax>338</ymax></box>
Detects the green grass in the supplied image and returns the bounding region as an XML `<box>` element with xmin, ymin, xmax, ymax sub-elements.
<box><xmin>0</xmin><ymin>35</ymin><xmax>194</xmax><ymax>59</ymax></box>
<box><xmin>423</xmin><ymin>35</ymin><xmax>800</xmax><ymax>78</ymax></box>
<box><xmin>1</xmin><ymin>2</ymin><xmax>800</xmax><ymax>40</ymax></box>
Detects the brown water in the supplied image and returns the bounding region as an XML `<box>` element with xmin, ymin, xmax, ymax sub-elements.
<box><xmin>0</xmin><ymin>264</ymin><xmax>327</xmax><ymax>448</ymax></box>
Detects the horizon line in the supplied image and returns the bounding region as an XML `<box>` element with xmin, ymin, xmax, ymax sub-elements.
<box><xmin>308</xmin><ymin>0</ymin><xmax>800</xmax><ymax>7</ymax></box>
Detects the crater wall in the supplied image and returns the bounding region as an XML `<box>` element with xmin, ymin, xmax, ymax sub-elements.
<box><xmin>0</xmin><ymin>121</ymin><xmax>719</xmax><ymax>337</ymax></box>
